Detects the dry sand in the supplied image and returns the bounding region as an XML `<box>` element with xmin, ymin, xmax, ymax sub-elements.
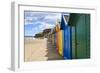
<box><xmin>24</xmin><ymin>38</ymin><xmax>63</xmax><ymax>62</ymax></box>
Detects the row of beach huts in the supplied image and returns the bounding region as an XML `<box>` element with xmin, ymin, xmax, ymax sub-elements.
<box><xmin>47</xmin><ymin>13</ymin><xmax>90</xmax><ymax>59</ymax></box>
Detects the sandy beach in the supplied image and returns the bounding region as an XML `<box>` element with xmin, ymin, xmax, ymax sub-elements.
<box><xmin>24</xmin><ymin>37</ymin><xmax>63</xmax><ymax>62</ymax></box>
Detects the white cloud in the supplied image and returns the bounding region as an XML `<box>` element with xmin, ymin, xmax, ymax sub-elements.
<box><xmin>25</xmin><ymin>12</ymin><xmax>61</xmax><ymax>25</ymax></box>
<box><xmin>45</xmin><ymin>14</ymin><xmax>61</xmax><ymax>20</ymax></box>
<box><xmin>44</xmin><ymin>13</ymin><xmax>61</xmax><ymax>23</ymax></box>
<box><xmin>25</xmin><ymin>17</ymin><xmax>38</xmax><ymax>25</ymax></box>
<box><xmin>43</xmin><ymin>23</ymin><xmax>55</xmax><ymax>29</ymax></box>
<box><xmin>38</xmin><ymin>22</ymin><xmax>55</xmax><ymax>30</ymax></box>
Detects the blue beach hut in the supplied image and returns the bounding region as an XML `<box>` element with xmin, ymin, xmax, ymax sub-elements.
<box><xmin>60</xmin><ymin>14</ymin><xmax>72</xmax><ymax>59</ymax></box>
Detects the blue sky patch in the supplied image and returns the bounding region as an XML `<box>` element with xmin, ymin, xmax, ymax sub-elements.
<box><xmin>24</xmin><ymin>11</ymin><xmax>61</xmax><ymax>36</ymax></box>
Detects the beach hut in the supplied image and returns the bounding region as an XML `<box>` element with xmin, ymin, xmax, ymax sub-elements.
<box><xmin>54</xmin><ymin>27</ymin><xmax>57</xmax><ymax>49</ymax></box>
<box><xmin>51</xmin><ymin>27</ymin><xmax>57</xmax><ymax>50</ymax></box>
<box><xmin>51</xmin><ymin>28</ymin><xmax>54</xmax><ymax>46</ymax></box>
<box><xmin>68</xmin><ymin>13</ymin><xmax>90</xmax><ymax>59</ymax></box>
<box><xmin>60</xmin><ymin>14</ymin><xmax>72</xmax><ymax>59</ymax></box>
<box><xmin>55</xmin><ymin>24</ymin><xmax>63</xmax><ymax>56</ymax></box>
<box><xmin>55</xmin><ymin>25</ymin><xmax>59</xmax><ymax>52</ymax></box>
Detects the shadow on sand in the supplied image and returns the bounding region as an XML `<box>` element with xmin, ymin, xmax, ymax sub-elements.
<box><xmin>46</xmin><ymin>39</ymin><xmax>63</xmax><ymax>60</ymax></box>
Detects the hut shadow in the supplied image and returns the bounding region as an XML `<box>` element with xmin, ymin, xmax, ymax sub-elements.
<box><xmin>46</xmin><ymin>38</ymin><xmax>63</xmax><ymax>60</ymax></box>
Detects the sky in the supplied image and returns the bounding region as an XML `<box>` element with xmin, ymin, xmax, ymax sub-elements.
<box><xmin>24</xmin><ymin>11</ymin><xmax>61</xmax><ymax>36</ymax></box>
